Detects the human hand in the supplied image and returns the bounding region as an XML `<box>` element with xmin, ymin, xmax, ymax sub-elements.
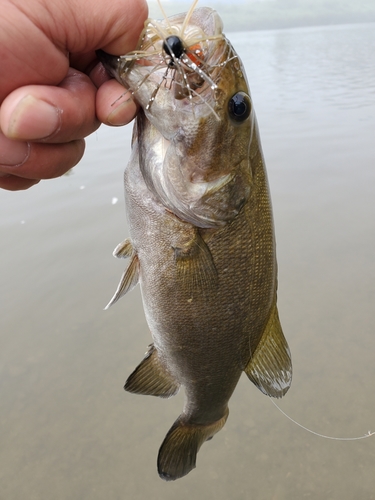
<box><xmin>0</xmin><ymin>0</ymin><xmax>148</xmax><ymax>190</ymax></box>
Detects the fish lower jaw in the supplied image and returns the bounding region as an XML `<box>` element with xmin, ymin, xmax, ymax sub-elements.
<box><xmin>185</xmin><ymin>172</ymin><xmax>233</xmax><ymax>198</ymax></box>
<box><xmin>157</xmin><ymin>173</ymin><xmax>240</xmax><ymax>227</ymax></box>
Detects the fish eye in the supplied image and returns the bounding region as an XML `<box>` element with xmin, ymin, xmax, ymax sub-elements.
<box><xmin>163</xmin><ymin>35</ymin><xmax>185</xmax><ymax>61</ymax></box>
<box><xmin>228</xmin><ymin>92</ymin><xmax>251</xmax><ymax>122</ymax></box>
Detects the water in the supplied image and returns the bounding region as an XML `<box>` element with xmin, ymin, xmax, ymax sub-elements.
<box><xmin>1</xmin><ymin>22</ymin><xmax>375</xmax><ymax>500</ymax></box>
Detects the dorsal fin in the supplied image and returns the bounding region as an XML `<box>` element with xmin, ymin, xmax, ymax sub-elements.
<box><xmin>113</xmin><ymin>238</ymin><xmax>133</xmax><ymax>259</ymax></box>
<box><xmin>125</xmin><ymin>344</ymin><xmax>180</xmax><ymax>399</ymax></box>
<box><xmin>245</xmin><ymin>303</ymin><xmax>292</xmax><ymax>398</ymax></box>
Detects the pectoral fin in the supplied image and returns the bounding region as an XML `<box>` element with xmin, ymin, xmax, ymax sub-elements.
<box><xmin>104</xmin><ymin>254</ymin><xmax>140</xmax><ymax>309</ymax></box>
<box><xmin>245</xmin><ymin>303</ymin><xmax>292</xmax><ymax>398</ymax></box>
<box><xmin>125</xmin><ymin>344</ymin><xmax>180</xmax><ymax>398</ymax></box>
<box><xmin>174</xmin><ymin>230</ymin><xmax>217</xmax><ymax>292</ymax></box>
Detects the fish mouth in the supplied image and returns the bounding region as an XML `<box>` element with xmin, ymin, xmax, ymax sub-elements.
<box><xmin>96</xmin><ymin>50</ymin><xmax>121</xmax><ymax>77</ymax></box>
<box><xmin>97</xmin><ymin>7</ymin><xmax>252</xmax><ymax>229</ymax></box>
<box><xmin>96</xmin><ymin>8</ymin><xmax>236</xmax><ymax>119</ymax></box>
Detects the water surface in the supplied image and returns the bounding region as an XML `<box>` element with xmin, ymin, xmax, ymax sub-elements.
<box><xmin>1</xmin><ymin>22</ymin><xmax>375</xmax><ymax>500</ymax></box>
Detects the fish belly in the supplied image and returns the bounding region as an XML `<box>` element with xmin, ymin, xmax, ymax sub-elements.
<box><xmin>124</xmin><ymin>137</ymin><xmax>276</xmax><ymax>423</ymax></box>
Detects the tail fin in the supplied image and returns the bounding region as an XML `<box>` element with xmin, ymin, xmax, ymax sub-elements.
<box><xmin>157</xmin><ymin>410</ymin><xmax>229</xmax><ymax>481</ymax></box>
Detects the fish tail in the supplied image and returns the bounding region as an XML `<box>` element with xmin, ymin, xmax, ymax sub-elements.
<box><xmin>157</xmin><ymin>409</ymin><xmax>229</xmax><ymax>481</ymax></box>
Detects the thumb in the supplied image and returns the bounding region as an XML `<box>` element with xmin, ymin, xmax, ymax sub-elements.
<box><xmin>28</xmin><ymin>0</ymin><xmax>148</xmax><ymax>55</ymax></box>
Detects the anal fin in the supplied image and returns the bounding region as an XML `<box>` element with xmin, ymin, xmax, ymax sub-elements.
<box><xmin>125</xmin><ymin>344</ymin><xmax>180</xmax><ymax>398</ymax></box>
<box><xmin>104</xmin><ymin>254</ymin><xmax>140</xmax><ymax>309</ymax></box>
<box><xmin>245</xmin><ymin>302</ymin><xmax>292</xmax><ymax>398</ymax></box>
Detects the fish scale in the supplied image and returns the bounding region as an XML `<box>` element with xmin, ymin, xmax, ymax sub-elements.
<box><xmin>97</xmin><ymin>5</ymin><xmax>291</xmax><ymax>481</ymax></box>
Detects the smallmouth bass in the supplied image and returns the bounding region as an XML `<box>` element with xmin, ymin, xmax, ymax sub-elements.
<box><xmin>97</xmin><ymin>3</ymin><xmax>292</xmax><ymax>481</ymax></box>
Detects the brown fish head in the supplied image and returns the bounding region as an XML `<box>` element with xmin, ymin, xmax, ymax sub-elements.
<box><xmin>97</xmin><ymin>7</ymin><xmax>255</xmax><ymax>228</ymax></box>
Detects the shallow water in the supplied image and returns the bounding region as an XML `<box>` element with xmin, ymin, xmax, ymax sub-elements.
<box><xmin>1</xmin><ymin>22</ymin><xmax>375</xmax><ymax>500</ymax></box>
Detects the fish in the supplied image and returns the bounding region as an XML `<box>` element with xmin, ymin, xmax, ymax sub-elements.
<box><xmin>97</xmin><ymin>1</ymin><xmax>292</xmax><ymax>481</ymax></box>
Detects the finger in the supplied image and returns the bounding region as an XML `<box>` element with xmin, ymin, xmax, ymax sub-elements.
<box><xmin>0</xmin><ymin>132</ymin><xmax>30</xmax><ymax>167</ymax></box>
<box><xmin>88</xmin><ymin>59</ymin><xmax>113</xmax><ymax>88</ymax></box>
<box><xmin>0</xmin><ymin>69</ymin><xmax>100</xmax><ymax>143</ymax></box>
<box><xmin>0</xmin><ymin>174</ymin><xmax>39</xmax><ymax>191</ymax></box>
<box><xmin>0</xmin><ymin>138</ymin><xmax>85</xmax><ymax>183</ymax></box>
<box><xmin>96</xmin><ymin>78</ymin><xmax>138</xmax><ymax>126</ymax></box>
<box><xmin>93</xmin><ymin>0</ymin><xmax>149</xmax><ymax>55</ymax></box>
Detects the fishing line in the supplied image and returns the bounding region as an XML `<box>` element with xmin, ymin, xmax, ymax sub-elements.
<box><xmin>181</xmin><ymin>0</ymin><xmax>200</xmax><ymax>37</ymax></box>
<box><xmin>157</xmin><ymin>0</ymin><xmax>172</xmax><ymax>30</ymax></box>
<box><xmin>270</xmin><ymin>398</ymin><xmax>375</xmax><ymax>441</ymax></box>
